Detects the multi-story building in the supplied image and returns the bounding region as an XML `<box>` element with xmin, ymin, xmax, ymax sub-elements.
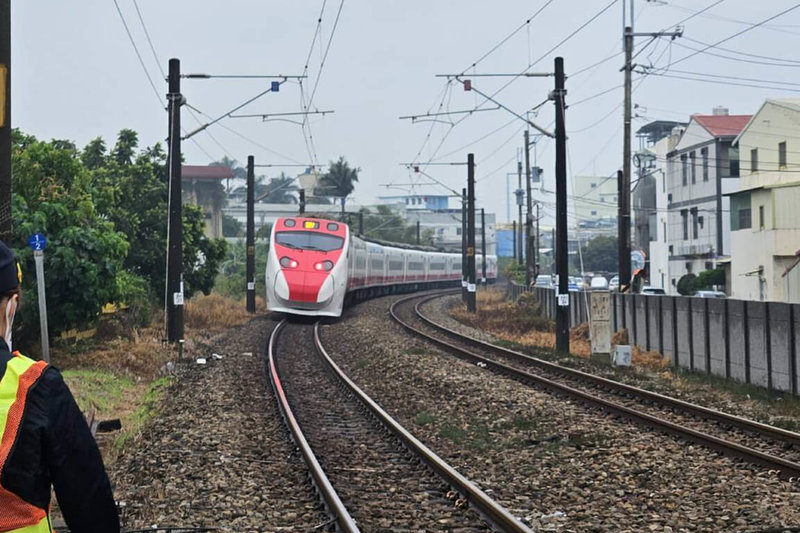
<box><xmin>665</xmin><ymin>107</ymin><xmax>750</xmax><ymax>290</ymax></box>
<box><xmin>572</xmin><ymin>175</ymin><xmax>617</xmax><ymax>227</ymax></box>
<box><xmin>633</xmin><ymin>121</ymin><xmax>685</xmax><ymax>292</ymax></box>
<box><xmin>729</xmin><ymin>99</ymin><xmax>800</xmax><ymax>302</ymax></box>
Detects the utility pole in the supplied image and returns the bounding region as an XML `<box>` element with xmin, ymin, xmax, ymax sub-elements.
<box><xmin>246</xmin><ymin>155</ymin><xmax>255</xmax><ymax>313</ymax></box>
<box><xmin>416</xmin><ymin>220</ymin><xmax>421</xmax><ymax>244</ymax></box>
<box><xmin>524</xmin><ymin>130</ymin><xmax>534</xmax><ymax>286</ymax></box>
<box><xmin>536</xmin><ymin>202</ymin><xmax>540</xmax><ymax>277</ymax></box>
<box><xmin>620</xmin><ymin>10</ymin><xmax>682</xmax><ymax>291</ymax></box>
<box><xmin>358</xmin><ymin>211</ymin><xmax>364</xmax><ymax>235</ymax></box>
<box><xmin>512</xmin><ymin>220</ymin><xmax>517</xmax><ymax>261</ymax></box>
<box><xmin>481</xmin><ymin>208</ymin><xmax>487</xmax><ymax>284</ymax></box>
<box><xmin>298</xmin><ymin>189</ymin><xmax>306</xmax><ymax>214</ymax></box>
<box><xmin>467</xmin><ymin>153</ymin><xmax>476</xmax><ymax>312</ymax></box>
<box><xmin>461</xmin><ymin>188</ymin><xmax>467</xmax><ymax>303</ymax></box>
<box><xmin>620</xmin><ymin>26</ymin><xmax>633</xmax><ymax>292</ymax></box>
<box><xmin>0</xmin><ymin>0</ymin><xmax>10</xmax><ymax>243</ymax></box>
<box><xmin>517</xmin><ymin>159</ymin><xmax>524</xmax><ymax>264</ymax></box>
<box><xmin>166</xmin><ymin>58</ymin><xmax>184</xmax><ymax>347</ymax></box>
<box><xmin>617</xmin><ymin>169</ymin><xmax>629</xmax><ymax>290</ymax></box>
<box><xmin>554</xmin><ymin>57</ymin><xmax>568</xmax><ymax>354</ymax></box>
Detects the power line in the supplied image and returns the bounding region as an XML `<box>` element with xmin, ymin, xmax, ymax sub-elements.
<box><xmin>643</xmin><ymin>70</ymin><xmax>800</xmax><ymax>93</ymax></box>
<box><xmin>131</xmin><ymin>0</ymin><xmax>165</xmax><ymax>79</ymax></box>
<box><xmin>659</xmin><ymin>5</ymin><xmax>800</xmax><ymax>70</ymax></box>
<box><xmin>670</xmin><ymin>40</ymin><xmax>800</xmax><ymax>67</ymax></box>
<box><xmin>682</xmin><ymin>35</ymin><xmax>800</xmax><ymax>65</ymax></box>
<box><xmin>457</xmin><ymin>0</ymin><xmax>556</xmax><ymax>76</ymax></box>
<box><xmin>111</xmin><ymin>0</ymin><xmax>163</xmax><ymax>108</ymax></box>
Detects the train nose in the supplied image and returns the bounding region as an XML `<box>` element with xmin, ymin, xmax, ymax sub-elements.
<box><xmin>274</xmin><ymin>271</ymin><xmax>334</xmax><ymax>305</ymax></box>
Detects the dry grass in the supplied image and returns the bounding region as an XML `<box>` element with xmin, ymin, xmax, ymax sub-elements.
<box><xmin>184</xmin><ymin>292</ymin><xmax>257</xmax><ymax>333</ymax></box>
<box><xmin>610</xmin><ymin>328</ymin><xmax>671</xmax><ymax>370</ymax></box>
<box><xmin>451</xmin><ymin>289</ymin><xmax>592</xmax><ymax>358</ymax></box>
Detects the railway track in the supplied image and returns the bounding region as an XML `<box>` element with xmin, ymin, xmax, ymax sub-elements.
<box><xmin>266</xmin><ymin>319</ymin><xmax>533</xmax><ymax>533</ymax></box>
<box><xmin>391</xmin><ymin>291</ymin><xmax>800</xmax><ymax>481</ymax></box>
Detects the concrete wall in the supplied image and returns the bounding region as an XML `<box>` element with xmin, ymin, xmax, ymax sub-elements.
<box><xmin>510</xmin><ymin>281</ymin><xmax>800</xmax><ymax>395</ymax></box>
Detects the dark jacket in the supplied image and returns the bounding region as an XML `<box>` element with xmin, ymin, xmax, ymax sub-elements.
<box><xmin>0</xmin><ymin>339</ymin><xmax>120</xmax><ymax>533</ymax></box>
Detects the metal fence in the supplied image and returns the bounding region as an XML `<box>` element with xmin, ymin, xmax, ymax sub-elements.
<box><xmin>507</xmin><ymin>280</ymin><xmax>800</xmax><ymax>395</ymax></box>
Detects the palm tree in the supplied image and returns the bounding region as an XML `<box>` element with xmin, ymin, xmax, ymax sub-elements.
<box><xmin>211</xmin><ymin>156</ymin><xmax>247</xmax><ymax>193</ymax></box>
<box><xmin>318</xmin><ymin>157</ymin><xmax>360</xmax><ymax>214</ymax></box>
<box><xmin>259</xmin><ymin>173</ymin><xmax>299</xmax><ymax>203</ymax></box>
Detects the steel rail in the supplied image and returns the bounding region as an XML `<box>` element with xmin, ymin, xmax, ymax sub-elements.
<box><xmin>313</xmin><ymin>322</ymin><xmax>534</xmax><ymax>533</ymax></box>
<box><xmin>389</xmin><ymin>294</ymin><xmax>800</xmax><ymax>480</ymax></box>
<box><xmin>267</xmin><ymin>320</ymin><xmax>360</xmax><ymax>533</ymax></box>
<box><xmin>410</xmin><ymin>292</ymin><xmax>800</xmax><ymax>450</ymax></box>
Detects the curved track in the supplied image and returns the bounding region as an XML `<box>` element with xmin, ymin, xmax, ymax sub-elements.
<box><xmin>267</xmin><ymin>319</ymin><xmax>533</xmax><ymax>532</ymax></box>
<box><xmin>391</xmin><ymin>291</ymin><xmax>800</xmax><ymax>480</ymax></box>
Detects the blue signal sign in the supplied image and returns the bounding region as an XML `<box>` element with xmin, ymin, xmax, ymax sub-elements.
<box><xmin>28</xmin><ymin>233</ymin><xmax>47</xmax><ymax>251</ymax></box>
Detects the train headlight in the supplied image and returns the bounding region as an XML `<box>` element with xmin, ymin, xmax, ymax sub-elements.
<box><xmin>314</xmin><ymin>260</ymin><xmax>334</xmax><ymax>271</ymax></box>
<box><xmin>280</xmin><ymin>256</ymin><xmax>298</xmax><ymax>268</ymax></box>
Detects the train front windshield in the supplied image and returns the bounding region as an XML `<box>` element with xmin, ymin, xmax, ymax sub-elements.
<box><xmin>275</xmin><ymin>231</ymin><xmax>344</xmax><ymax>252</ymax></box>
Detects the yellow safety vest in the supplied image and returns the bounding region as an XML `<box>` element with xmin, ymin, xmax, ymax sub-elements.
<box><xmin>0</xmin><ymin>352</ymin><xmax>51</xmax><ymax>533</ymax></box>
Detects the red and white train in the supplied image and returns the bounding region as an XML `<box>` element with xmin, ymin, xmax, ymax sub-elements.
<box><xmin>266</xmin><ymin>216</ymin><xmax>497</xmax><ymax>317</ymax></box>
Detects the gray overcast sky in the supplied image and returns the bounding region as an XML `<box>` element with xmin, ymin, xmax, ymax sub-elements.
<box><xmin>10</xmin><ymin>1</ymin><xmax>800</xmax><ymax>224</ymax></box>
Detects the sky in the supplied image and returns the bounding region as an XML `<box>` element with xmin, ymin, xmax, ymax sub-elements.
<box><xmin>10</xmin><ymin>1</ymin><xmax>800</xmax><ymax>226</ymax></box>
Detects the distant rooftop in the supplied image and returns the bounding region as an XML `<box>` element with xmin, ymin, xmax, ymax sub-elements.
<box><xmin>636</xmin><ymin>120</ymin><xmax>687</xmax><ymax>144</ymax></box>
<box><xmin>692</xmin><ymin>114</ymin><xmax>751</xmax><ymax>137</ymax></box>
<box><xmin>182</xmin><ymin>165</ymin><xmax>234</xmax><ymax>180</ymax></box>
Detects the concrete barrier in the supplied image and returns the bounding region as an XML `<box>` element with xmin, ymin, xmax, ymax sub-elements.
<box><xmin>508</xmin><ymin>281</ymin><xmax>800</xmax><ymax>396</ymax></box>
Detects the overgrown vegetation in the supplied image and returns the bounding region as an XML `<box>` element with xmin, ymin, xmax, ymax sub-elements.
<box><xmin>10</xmin><ymin>129</ymin><xmax>227</xmax><ymax>344</ymax></box>
<box><xmin>452</xmin><ymin>290</ymin><xmax>551</xmax><ymax>335</ymax></box>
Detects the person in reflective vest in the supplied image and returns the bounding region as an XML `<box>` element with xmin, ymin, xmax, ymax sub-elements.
<box><xmin>0</xmin><ymin>241</ymin><xmax>119</xmax><ymax>532</ymax></box>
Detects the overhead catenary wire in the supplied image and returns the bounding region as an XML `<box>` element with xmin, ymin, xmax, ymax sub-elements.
<box><xmin>112</xmin><ymin>0</ymin><xmax>163</xmax><ymax>108</ymax></box>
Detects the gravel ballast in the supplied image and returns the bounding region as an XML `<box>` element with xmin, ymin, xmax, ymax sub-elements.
<box><xmin>110</xmin><ymin>316</ymin><xmax>328</xmax><ymax>531</ymax></box>
<box><xmin>321</xmin><ymin>293</ymin><xmax>800</xmax><ymax>532</ymax></box>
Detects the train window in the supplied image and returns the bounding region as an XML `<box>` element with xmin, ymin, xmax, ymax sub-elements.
<box><xmin>284</xmin><ymin>219</ymin><xmax>296</xmax><ymax>227</ymax></box>
<box><xmin>327</xmin><ymin>222</ymin><xmax>339</xmax><ymax>231</ymax></box>
<box><xmin>430</xmin><ymin>263</ymin><xmax>445</xmax><ymax>270</ymax></box>
<box><xmin>275</xmin><ymin>231</ymin><xmax>344</xmax><ymax>252</ymax></box>
<box><xmin>370</xmin><ymin>259</ymin><xmax>384</xmax><ymax>269</ymax></box>
<box><xmin>389</xmin><ymin>261</ymin><xmax>403</xmax><ymax>270</ymax></box>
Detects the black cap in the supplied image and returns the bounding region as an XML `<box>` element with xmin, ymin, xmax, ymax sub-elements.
<box><xmin>0</xmin><ymin>241</ymin><xmax>20</xmax><ymax>294</ymax></box>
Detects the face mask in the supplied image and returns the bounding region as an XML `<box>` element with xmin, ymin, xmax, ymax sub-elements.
<box><xmin>4</xmin><ymin>297</ymin><xmax>15</xmax><ymax>353</ymax></box>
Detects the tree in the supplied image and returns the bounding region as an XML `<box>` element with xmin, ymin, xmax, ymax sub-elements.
<box><xmin>677</xmin><ymin>273</ymin><xmax>697</xmax><ymax>296</ymax></box>
<box><xmin>260</xmin><ymin>173</ymin><xmax>298</xmax><ymax>203</ymax></box>
<box><xmin>10</xmin><ymin>131</ymin><xmax>129</xmax><ymax>341</ymax></box>
<box><xmin>318</xmin><ymin>156</ymin><xmax>359</xmax><ymax>213</ymax></box>
<box><xmin>111</xmin><ymin>129</ymin><xmax>139</xmax><ymax>166</ymax></box>
<box><xmin>582</xmin><ymin>235</ymin><xmax>618</xmax><ymax>273</ymax></box>
<box><xmin>222</xmin><ymin>213</ymin><xmax>243</xmax><ymax>238</ymax></box>
<box><xmin>694</xmin><ymin>268</ymin><xmax>725</xmax><ymax>291</ymax></box>
<box><xmin>89</xmin><ymin>132</ymin><xmax>227</xmax><ymax>301</ymax></box>
<box><xmin>81</xmin><ymin>137</ymin><xmax>107</xmax><ymax>170</ymax></box>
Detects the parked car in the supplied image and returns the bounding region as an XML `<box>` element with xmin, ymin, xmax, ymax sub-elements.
<box><xmin>534</xmin><ymin>275</ymin><xmax>553</xmax><ymax>288</ymax></box>
<box><xmin>640</xmin><ymin>286</ymin><xmax>666</xmax><ymax>295</ymax></box>
<box><xmin>590</xmin><ymin>276</ymin><xmax>609</xmax><ymax>290</ymax></box>
<box><xmin>695</xmin><ymin>290</ymin><xmax>726</xmax><ymax>298</ymax></box>
<box><xmin>608</xmin><ymin>276</ymin><xmax>620</xmax><ymax>291</ymax></box>
<box><xmin>570</xmin><ymin>276</ymin><xmax>586</xmax><ymax>290</ymax></box>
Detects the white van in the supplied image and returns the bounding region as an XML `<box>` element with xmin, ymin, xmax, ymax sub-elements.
<box><xmin>590</xmin><ymin>276</ymin><xmax>609</xmax><ymax>290</ymax></box>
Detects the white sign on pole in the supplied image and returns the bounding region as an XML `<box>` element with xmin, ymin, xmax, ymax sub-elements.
<box><xmin>32</xmin><ymin>249</ymin><xmax>50</xmax><ymax>363</ymax></box>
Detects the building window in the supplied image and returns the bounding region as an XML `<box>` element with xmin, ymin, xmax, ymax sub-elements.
<box><xmin>681</xmin><ymin>154</ymin><xmax>688</xmax><ymax>185</ymax></box>
<box><xmin>663</xmin><ymin>221</ymin><xmax>667</xmax><ymax>242</ymax></box>
<box><xmin>705</xmin><ymin>261</ymin><xmax>713</xmax><ymax>270</ymax></box>
<box><xmin>690</xmin><ymin>151</ymin><xmax>696</xmax><ymax>184</ymax></box>
<box><xmin>779</xmin><ymin>142</ymin><xmax>787</xmax><ymax>169</ymax></box>
<box><xmin>759</xmin><ymin>205</ymin><xmax>764</xmax><ymax>230</ymax></box>
<box><xmin>738</xmin><ymin>207</ymin><xmax>752</xmax><ymax>229</ymax></box>
<box><xmin>681</xmin><ymin>209</ymin><xmax>688</xmax><ymax>240</ymax></box>
<box><xmin>591</xmin><ymin>210</ymin><xmax>597</xmax><ymax>216</ymax></box>
<box><xmin>701</xmin><ymin>147</ymin><xmax>709</xmax><ymax>181</ymax></box>
<box><xmin>751</xmin><ymin>148</ymin><xmax>758</xmax><ymax>173</ymax></box>
<box><xmin>591</xmin><ymin>183</ymin><xmax>597</xmax><ymax>188</ymax></box>
<box><xmin>691</xmin><ymin>207</ymin><xmax>698</xmax><ymax>239</ymax></box>
<box><xmin>456</xmin><ymin>227</ymin><xmax>462</xmax><ymax>236</ymax></box>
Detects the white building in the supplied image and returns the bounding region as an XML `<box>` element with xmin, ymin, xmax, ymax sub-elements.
<box><xmin>665</xmin><ymin>107</ymin><xmax>750</xmax><ymax>290</ymax></box>
<box><xmin>572</xmin><ymin>175</ymin><xmax>617</xmax><ymax>226</ymax></box>
<box><xmin>729</xmin><ymin>99</ymin><xmax>800</xmax><ymax>302</ymax></box>
<box><xmin>642</xmin><ymin>126</ymin><xmax>683</xmax><ymax>292</ymax></box>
